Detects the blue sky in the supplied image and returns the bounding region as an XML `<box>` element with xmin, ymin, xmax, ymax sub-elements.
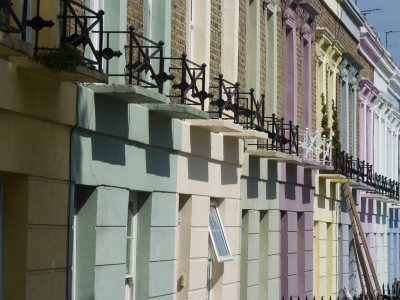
<box><xmin>353</xmin><ymin>0</ymin><xmax>400</xmax><ymax>66</ymax></box>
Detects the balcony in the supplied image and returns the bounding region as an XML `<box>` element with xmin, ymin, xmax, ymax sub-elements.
<box><xmin>332</xmin><ymin>150</ymin><xmax>400</xmax><ymax>201</ymax></box>
<box><xmin>89</xmin><ymin>24</ymin><xmax>305</xmax><ymax>155</ymax></box>
<box><xmin>0</xmin><ymin>0</ymin><xmax>107</xmax><ymax>82</ymax></box>
<box><xmin>298</xmin><ymin>128</ymin><xmax>333</xmax><ymax>170</ymax></box>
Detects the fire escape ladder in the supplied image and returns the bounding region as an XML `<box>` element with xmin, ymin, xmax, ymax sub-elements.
<box><xmin>342</xmin><ymin>182</ymin><xmax>382</xmax><ymax>299</ymax></box>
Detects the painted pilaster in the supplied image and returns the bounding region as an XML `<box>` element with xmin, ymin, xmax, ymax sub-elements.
<box><xmin>358</xmin><ymin>78</ymin><xmax>379</xmax><ymax>163</ymax></box>
<box><xmin>298</xmin><ymin>2</ymin><xmax>318</xmax><ymax>129</ymax></box>
<box><xmin>75</xmin><ymin>186</ymin><xmax>129</xmax><ymax>300</ymax></box>
<box><xmin>315</xmin><ymin>28</ymin><xmax>342</xmax><ymax>137</ymax></box>
<box><xmin>221</xmin><ymin>0</ymin><xmax>239</xmax><ymax>84</ymax></box>
<box><xmin>265</xmin><ymin>0</ymin><xmax>279</xmax><ymax>115</ymax></box>
<box><xmin>339</xmin><ymin>53</ymin><xmax>362</xmax><ymax>155</ymax></box>
<box><xmin>281</xmin><ymin>0</ymin><xmax>299</xmax><ymax>122</ymax></box>
<box><xmin>136</xmin><ymin>191</ymin><xmax>177</xmax><ymax>300</ymax></box>
<box><xmin>144</xmin><ymin>0</ymin><xmax>172</xmax><ymax>93</ymax></box>
<box><xmin>246</xmin><ymin>0</ymin><xmax>261</xmax><ymax>94</ymax></box>
<box><xmin>241</xmin><ymin>210</ymin><xmax>260</xmax><ymax>300</ymax></box>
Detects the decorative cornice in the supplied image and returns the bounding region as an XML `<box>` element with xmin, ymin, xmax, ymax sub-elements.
<box><xmin>298</xmin><ymin>2</ymin><xmax>319</xmax><ymax>42</ymax></box>
<box><xmin>264</xmin><ymin>0</ymin><xmax>279</xmax><ymax>14</ymax></box>
<box><xmin>281</xmin><ymin>0</ymin><xmax>301</xmax><ymax>28</ymax></box>
<box><xmin>358</xmin><ymin>24</ymin><xmax>384</xmax><ymax>68</ymax></box>
<box><xmin>339</xmin><ymin>53</ymin><xmax>363</xmax><ymax>85</ymax></box>
<box><xmin>281</xmin><ymin>0</ymin><xmax>319</xmax><ymax>39</ymax></box>
<box><xmin>359</xmin><ymin>77</ymin><xmax>380</xmax><ymax>106</ymax></box>
<box><xmin>315</xmin><ymin>28</ymin><xmax>343</xmax><ymax>65</ymax></box>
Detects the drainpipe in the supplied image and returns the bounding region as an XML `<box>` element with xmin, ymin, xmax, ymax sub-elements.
<box><xmin>66</xmin><ymin>83</ymin><xmax>80</xmax><ymax>300</ymax></box>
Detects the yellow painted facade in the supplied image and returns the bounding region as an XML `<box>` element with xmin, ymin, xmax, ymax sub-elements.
<box><xmin>315</xmin><ymin>27</ymin><xmax>343</xmax><ymax>137</ymax></box>
<box><xmin>314</xmin><ymin>28</ymin><xmax>343</xmax><ymax>298</ymax></box>
<box><xmin>0</xmin><ymin>56</ymin><xmax>76</xmax><ymax>299</ymax></box>
<box><xmin>313</xmin><ymin>175</ymin><xmax>342</xmax><ymax>298</ymax></box>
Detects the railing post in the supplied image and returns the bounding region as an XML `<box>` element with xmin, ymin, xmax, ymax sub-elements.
<box><xmin>61</xmin><ymin>0</ymin><xmax>68</xmax><ymax>46</ymax></box>
<box><xmin>288</xmin><ymin>121</ymin><xmax>293</xmax><ymax>155</ymax></box>
<box><xmin>218</xmin><ymin>74</ymin><xmax>223</xmax><ymax>119</ymax></box>
<box><xmin>296</xmin><ymin>125</ymin><xmax>299</xmax><ymax>156</ymax></box>
<box><xmin>250</xmin><ymin>88</ymin><xmax>254</xmax><ymax>129</ymax></box>
<box><xmin>261</xmin><ymin>94</ymin><xmax>265</xmax><ymax>130</ymax></box>
<box><xmin>234</xmin><ymin>82</ymin><xmax>240</xmax><ymax>124</ymax></box>
<box><xmin>128</xmin><ymin>26</ymin><xmax>134</xmax><ymax>84</ymax></box>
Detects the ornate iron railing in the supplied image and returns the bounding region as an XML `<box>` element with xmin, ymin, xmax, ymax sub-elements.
<box><xmin>209</xmin><ymin>73</ymin><xmax>240</xmax><ymax>122</ymax></box>
<box><xmin>299</xmin><ymin>129</ymin><xmax>332</xmax><ymax>165</ymax></box>
<box><xmin>0</xmin><ymin>0</ymin><xmax>26</xmax><ymax>36</ymax></box>
<box><xmin>59</xmin><ymin>0</ymin><xmax>103</xmax><ymax>69</ymax></box>
<box><xmin>251</xmin><ymin>114</ymin><xmax>299</xmax><ymax>155</ymax></box>
<box><xmin>0</xmin><ymin>0</ymin><xmax>53</xmax><ymax>44</ymax></box>
<box><xmin>334</xmin><ymin>150</ymin><xmax>399</xmax><ymax>201</ymax></box>
<box><xmin>97</xmin><ymin>26</ymin><xmax>172</xmax><ymax>90</ymax></box>
<box><xmin>237</xmin><ymin>90</ymin><xmax>265</xmax><ymax>131</ymax></box>
<box><xmin>167</xmin><ymin>53</ymin><xmax>212</xmax><ymax>109</ymax></box>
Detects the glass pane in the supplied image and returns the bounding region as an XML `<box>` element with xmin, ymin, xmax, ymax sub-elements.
<box><xmin>209</xmin><ymin>204</ymin><xmax>231</xmax><ymax>261</ymax></box>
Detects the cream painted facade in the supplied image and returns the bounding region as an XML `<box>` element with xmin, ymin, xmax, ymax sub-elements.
<box><xmin>315</xmin><ymin>27</ymin><xmax>342</xmax><ymax>136</ymax></box>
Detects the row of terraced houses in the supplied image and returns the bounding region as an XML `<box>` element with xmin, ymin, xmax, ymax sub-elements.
<box><xmin>0</xmin><ymin>0</ymin><xmax>400</xmax><ymax>299</ymax></box>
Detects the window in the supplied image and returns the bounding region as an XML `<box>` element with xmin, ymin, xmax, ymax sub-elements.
<box><xmin>125</xmin><ymin>193</ymin><xmax>137</xmax><ymax>300</ymax></box>
<box><xmin>208</xmin><ymin>202</ymin><xmax>233</xmax><ymax>263</ymax></box>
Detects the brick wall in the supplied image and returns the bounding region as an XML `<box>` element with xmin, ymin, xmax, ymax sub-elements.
<box><xmin>297</xmin><ymin>30</ymin><xmax>303</xmax><ymax>127</ymax></box>
<box><xmin>127</xmin><ymin>0</ymin><xmax>143</xmax><ymax>33</ymax></box>
<box><xmin>238</xmin><ymin>0</ymin><xmax>246</xmax><ymax>92</ymax></box>
<box><xmin>170</xmin><ymin>0</ymin><xmax>187</xmax><ymax>103</ymax></box>
<box><xmin>311</xmin><ymin>36</ymin><xmax>317</xmax><ymax>132</ymax></box>
<box><xmin>277</xmin><ymin>9</ymin><xmax>283</xmax><ymax>118</ymax></box>
<box><xmin>308</xmin><ymin>0</ymin><xmax>374</xmax><ymax>157</ymax></box>
<box><xmin>210</xmin><ymin>0</ymin><xmax>222</xmax><ymax>87</ymax></box>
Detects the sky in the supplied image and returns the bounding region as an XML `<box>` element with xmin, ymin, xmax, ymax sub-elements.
<box><xmin>353</xmin><ymin>0</ymin><xmax>400</xmax><ymax>66</ymax></box>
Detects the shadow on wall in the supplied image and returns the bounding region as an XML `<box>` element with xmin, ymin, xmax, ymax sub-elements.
<box><xmin>188</xmin><ymin>127</ymin><xmax>210</xmax><ymax>182</ymax></box>
<box><xmin>92</xmin><ymin>97</ymin><xmax>128</xmax><ymax>166</ymax></box>
<box><xmin>221</xmin><ymin>136</ymin><xmax>238</xmax><ymax>185</ymax></box>
<box><xmin>285</xmin><ymin>183</ymin><xmax>296</xmax><ymax>200</ymax></box>
<box><xmin>302</xmin><ymin>186</ymin><xmax>311</xmax><ymax>204</ymax></box>
<box><xmin>247</xmin><ymin>178</ymin><xmax>258</xmax><ymax>199</ymax></box>
<box><xmin>146</xmin><ymin>112</ymin><xmax>173</xmax><ymax>177</ymax></box>
<box><xmin>266</xmin><ymin>181</ymin><xmax>276</xmax><ymax>200</ymax></box>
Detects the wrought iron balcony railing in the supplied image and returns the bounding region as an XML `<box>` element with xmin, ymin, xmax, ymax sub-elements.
<box><xmin>0</xmin><ymin>0</ymin><xmax>27</xmax><ymax>37</ymax></box>
<box><xmin>98</xmin><ymin>26</ymin><xmax>170</xmax><ymax>90</ymax></box>
<box><xmin>251</xmin><ymin>114</ymin><xmax>299</xmax><ymax>156</ymax></box>
<box><xmin>59</xmin><ymin>0</ymin><xmax>103</xmax><ymax>69</ymax></box>
<box><xmin>0</xmin><ymin>0</ymin><xmax>54</xmax><ymax>42</ymax></box>
<box><xmin>167</xmin><ymin>53</ymin><xmax>212</xmax><ymax>109</ymax></box>
<box><xmin>209</xmin><ymin>73</ymin><xmax>241</xmax><ymax>122</ymax></box>
<box><xmin>299</xmin><ymin>129</ymin><xmax>332</xmax><ymax>166</ymax></box>
<box><xmin>334</xmin><ymin>150</ymin><xmax>399</xmax><ymax>201</ymax></box>
<box><xmin>0</xmin><ymin>0</ymin><xmax>105</xmax><ymax>70</ymax></box>
<box><xmin>237</xmin><ymin>90</ymin><xmax>265</xmax><ymax>132</ymax></box>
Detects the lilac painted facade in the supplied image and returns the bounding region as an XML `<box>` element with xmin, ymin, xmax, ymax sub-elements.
<box><xmin>281</xmin><ymin>0</ymin><xmax>318</xmax><ymax>126</ymax></box>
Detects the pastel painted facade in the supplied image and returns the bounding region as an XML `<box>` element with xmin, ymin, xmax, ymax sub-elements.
<box><xmin>1</xmin><ymin>0</ymin><xmax>400</xmax><ymax>299</ymax></box>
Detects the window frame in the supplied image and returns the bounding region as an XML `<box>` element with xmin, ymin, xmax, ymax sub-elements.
<box><xmin>208</xmin><ymin>201</ymin><xmax>233</xmax><ymax>263</ymax></box>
